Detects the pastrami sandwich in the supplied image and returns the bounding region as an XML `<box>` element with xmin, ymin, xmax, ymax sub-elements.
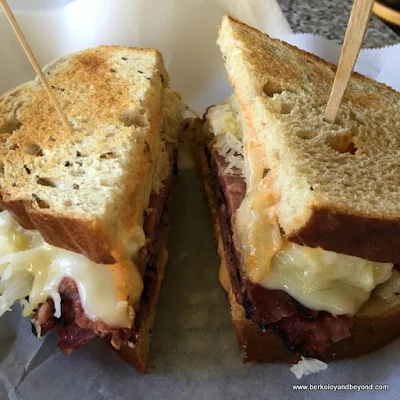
<box><xmin>0</xmin><ymin>46</ymin><xmax>182</xmax><ymax>372</ymax></box>
<box><xmin>196</xmin><ymin>16</ymin><xmax>400</xmax><ymax>363</ymax></box>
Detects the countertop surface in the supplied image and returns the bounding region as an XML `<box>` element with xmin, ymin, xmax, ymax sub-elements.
<box><xmin>278</xmin><ymin>0</ymin><xmax>399</xmax><ymax>48</ymax></box>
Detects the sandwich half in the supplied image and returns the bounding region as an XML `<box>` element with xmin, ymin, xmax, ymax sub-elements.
<box><xmin>195</xmin><ymin>16</ymin><xmax>400</xmax><ymax>363</ymax></box>
<box><xmin>0</xmin><ymin>46</ymin><xmax>182</xmax><ymax>372</ymax></box>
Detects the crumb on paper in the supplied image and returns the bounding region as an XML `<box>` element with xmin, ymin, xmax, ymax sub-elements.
<box><xmin>176</xmin><ymin>252</ymin><xmax>188</xmax><ymax>262</ymax></box>
<box><xmin>290</xmin><ymin>357</ymin><xmax>328</xmax><ymax>379</ymax></box>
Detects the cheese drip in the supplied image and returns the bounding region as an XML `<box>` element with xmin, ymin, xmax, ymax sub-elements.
<box><xmin>260</xmin><ymin>243</ymin><xmax>392</xmax><ymax>316</ymax></box>
<box><xmin>207</xmin><ymin>97</ymin><xmax>394</xmax><ymax>316</ymax></box>
<box><xmin>0</xmin><ymin>211</ymin><xmax>142</xmax><ymax>328</ymax></box>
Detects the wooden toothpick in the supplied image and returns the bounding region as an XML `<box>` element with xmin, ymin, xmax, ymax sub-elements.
<box><xmin>324</xmin><ymin>0</ymin><xmax>374</xmax><ymax>123</ymax></box>
<box><xmin>0</xmin><ymin>0</ymin><xmax>74</xmax><ymax>135</ymax></box>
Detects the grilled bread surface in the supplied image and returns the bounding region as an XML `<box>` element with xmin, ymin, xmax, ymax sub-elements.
<box><xmin>218</xmin><ymin>16</ymin><xmax>400</xmax><ymax>263</ymax></box>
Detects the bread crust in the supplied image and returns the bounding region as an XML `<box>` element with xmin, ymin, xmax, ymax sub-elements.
<box><xmin>115</xmin><ymin>237</ymin><xmax>169</xmax><ymax>373</ymax></box>
<box><xmin>288</xmin><ymin>207</ymin><xmax>400</xmax><ymax>264</ymax></box>
<box><xmin>0</xmin><ymin>198</ymin><xmax>35</xmax><ymax>229</ymax></box>
<box><xmin>219</xmin><ymin>17</ymin><xmax>399</xmax><ymax>96</ymax></box>
<box><xmin>191</xmin><ymin>116</ymin><xmax>400</xmax><ymax>363</ymax></box>
<box><xmin>0</xmin><ymin>197</ymin><xmax>114</xmax><ymax>264</ymax></box>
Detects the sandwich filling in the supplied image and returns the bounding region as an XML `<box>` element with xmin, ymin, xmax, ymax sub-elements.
<box><xmin>205</xmin><ymin>95</ymin><xmax>399</xmax><ymax>355</ymax></box>
<box><xmin>0</xmin><ymin>145</ymin><xmax>176</xmax><ymax>354</ymax></box>
<box><xmin>0</xmin><ymin>210</ymin><xmax>139</xmax><ymax>327</ymax></box>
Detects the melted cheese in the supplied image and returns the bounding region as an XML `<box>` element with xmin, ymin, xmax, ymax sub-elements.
<box><xmin>234</xmin><ymin>185</ymin><xmax>283</xmax><ymax>282</ymax></box>
<box><xmin>372</xmin><ymin>269</ymin><xmax>400</xmax><ymax>303</ymax></box>
<box><xmin>207</xmin><ymin>97</ymin><xmax>394</xmax><ymax>316</ymax></box>
<box><xmin>0</xmin><ymin>211</ymin><xmax>142</xmax><ymax>328</ymax></box>
<box><xmin>360</xmin><ymin>270</ymin><xmax>400</xmax><ymax>315</ymax></box>
<box><xmin>261</xmin><ymin>243</ymin><xmax>392</xmax><ymax>316</ymax></box>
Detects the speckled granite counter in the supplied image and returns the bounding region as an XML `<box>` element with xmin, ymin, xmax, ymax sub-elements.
<box><xmin>278</xmin><ymin>0</ymin><xmax>399</xmax><ymax>47</ymax></box>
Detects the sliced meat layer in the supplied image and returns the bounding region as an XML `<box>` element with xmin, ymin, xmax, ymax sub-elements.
<box><xmin>209</xmin><ymin>148</ymin><xmax>245</xmax><ymax>301</ymax></box>
<box><xmin>209</xmin><ymin>145</ymin><xmax>352</xmax><ymax>356</ymax></box>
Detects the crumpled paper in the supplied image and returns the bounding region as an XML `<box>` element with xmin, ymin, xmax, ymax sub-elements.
<box><xmin>0</xmin><ymin>1</ymin><xmax>399</xmax><ymax>399</ymax></box>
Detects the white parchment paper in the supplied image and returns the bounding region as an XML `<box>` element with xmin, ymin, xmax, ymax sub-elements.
<box><xmin>0</xmin><ymin>1</ymin><xmax>399</xmax><ymax>399</ymax></box>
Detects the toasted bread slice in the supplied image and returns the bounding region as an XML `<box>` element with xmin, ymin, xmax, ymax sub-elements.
<box><xmin>0</xmin><ymin>46</ymin><xmax>170</xmax><ymax>264</ymax></box>
<box><xmin>218</xmin><ymin>16</ymin><xmax>400</xmax><ymax>263</ymax></box>
<box><xmin>191</xmin><ymin>117</ymin><xmax>400</xmax><ymax>363</ymax></box>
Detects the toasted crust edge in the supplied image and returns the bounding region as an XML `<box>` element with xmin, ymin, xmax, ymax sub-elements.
<box><xmin>191</xmin><ymin>116</ymin><xmax>400</xmax><ymax>363</ymax></box>
<box><xmin>220</xmin><ymin>16</ymin><xmax>399</xmax><ymax>95</ymax></box>
<box><xmin>288</xmin><ymin>208</ymin><xmax>400</xmax><ymax>264</ymax></box>
<box><xmin>116</xmin><ymin>246</ymin><xmax>168</xmax><ymax>373</ymax></box>
<box><xmin>0</xmin><ymin>198</ymin><xmax>114</xmax><ymax>264</ymax></box>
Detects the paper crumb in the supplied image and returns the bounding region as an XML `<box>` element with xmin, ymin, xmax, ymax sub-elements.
<box><xmin>290</xmin><ymin>357</ymin><xmax>328</xmax><ymax>379</ymax></box>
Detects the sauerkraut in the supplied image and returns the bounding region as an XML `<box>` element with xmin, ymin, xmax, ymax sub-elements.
<box><xmin>206</xmin><ymin>95</ymin><xmax>244</xmax><ymax>174</ymax></box>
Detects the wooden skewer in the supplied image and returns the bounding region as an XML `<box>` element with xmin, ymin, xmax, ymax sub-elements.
<box><xmin>324</xmin><ymin>0</ymin><xmax>375</xmax><ymax>123</ymax></box>
<box><xmin>0</xmin><ymin>0</ymin><xmax>74</xmax><ymax>135</ymax></box>
<box><xmin>373</xmin><ymin>1</ymin><xmax>400</xmax><ymax>27</ymax></box>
